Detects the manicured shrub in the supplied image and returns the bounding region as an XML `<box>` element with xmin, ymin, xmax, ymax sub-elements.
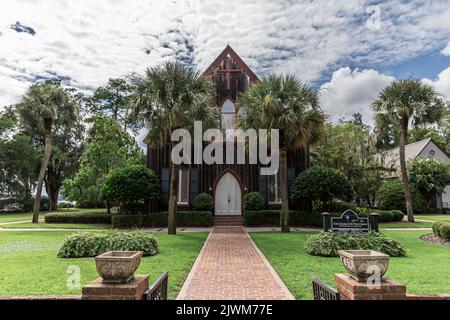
<box><xmin>291</xmin><ymin>166</ymin><xmax>353</xmax><ymax>211</ymax></box>
<box><xmin>112</xmin><ymin>211</ymin><xmax>212</xmax><ymax>228</ymax></box>
<box><xmin>193</xmin><ymin>193</ymin><xmax>213</xmax><ymax>211</ymax></box>
<box><xmin>439</xmin><ymin>223</ymin><xmax>450</xmax><ymax>241</ymax></box>
<box><xmin>379</xmin><ymin>211</ymin><xmax>394</xmax><ymax>222</ymax></box>
<box><xmin>432</xmin><ymin>221</ymin><xmax>445</xmax><ymax>237</ymax></box>
<box><xmin>45</xmin><ymin>211</ymin><xmax>112</xmax><ymax>224</ymax></box>
<box><xmin>57</xmin><ymin>231</ymin><xmax>159</xmax><ymax>258</ymax></box>
<box><xmin>305</xmin><ymin>231</ymin><xmax>406</xmax><ymax>257</ymax></box>
<box><xmin>391</xmin><ymin>210</ymin><xmax>405</xmax><ymax>222</ymax></box>
<box><xmin>244</xmin><ymin>210</ymin><xmax>325</xmax><ymax>227</ymax></box>
<box><xmin>376</xmin><ymin>180</ymin><xmax>426</xmax><ymax>211</ymax></box>
<box><xmin>102</xmin><ymin>165</ymin><xmax>160</xmax><ymax>213</ymax></box>
<box><xmin>327</xmin><ymin>202</ymin><xmax>357</xmax><ymax>213</ymax></box>
<box><xmin>243</xmin><ymin>192</ymin><xmax>265</xmax><ymax>211</ymax></box>
<box><xmin>244</xmin><ymin>209</ymin><xmax>403</xmax><ymax>227</ymax></box>
<box><xmin>355</xmin><ymin>207</ymin><xmax>371</xmax><ymax>215</ymax></box>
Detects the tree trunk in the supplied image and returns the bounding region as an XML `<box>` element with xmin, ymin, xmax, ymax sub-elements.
<box><xmin>32</xmin><ymin>118</ymin><xmax>52</xmax><ymax>223</ymax></box>
<box><xmin>399</xmin><ymin>125</ymin><xmax>414</xmax><ymax>223</ymax></box>
<box><xmin>168</xmin><ymin>161</ymin><xmax>179</xmax><ymax>235</ymax></box>
<box><xmin>46</xmin><ymin>165</ymin><xmax>61</xmax><ymax>211</ymax></box>
<box><xmin>280</xmin><ymin>149</ymin><xmax>290</xmax><ymax>233</ymax></box>
<box><xmin>106</xmin><ymin>200</ymin><xmax>111</xmax><ymax>214</ymax></box>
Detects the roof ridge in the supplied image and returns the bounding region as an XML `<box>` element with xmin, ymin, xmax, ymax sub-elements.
<box><xmin>382</xmin><ymin>137</ymin><xmax>432</xmax><ymax>154</ymax></box>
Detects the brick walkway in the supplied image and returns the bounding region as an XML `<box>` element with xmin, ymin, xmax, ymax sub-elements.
<box><xmin>177</xmin><ymin>227</ymin><xmax>294</xmax><ymax>300</ymax></box>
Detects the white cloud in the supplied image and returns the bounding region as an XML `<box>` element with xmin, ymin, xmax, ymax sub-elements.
<box><xmin>423</xmin><ymin>67</ymin><xmax>450</xmax><ymax>99</ymax></box>
<box><xmin>320</xmin><ymin>68</ymin><xmax>395</xmax><ymax>125</ymax></box>
<box><xmin>441</xmin><ymin>41</ymin><xmax>450</xmax><ymax>56</ymax></box>
<box><xmin>1</xmin><ymin>0</ymin><xmax>450</xmax><ymax>110</ymax></box>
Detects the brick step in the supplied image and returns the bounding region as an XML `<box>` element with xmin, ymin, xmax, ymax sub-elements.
<box><xmin>213</xmin><ymin>216</ymin><xmax>244</xmax><ymax>226</ymax></box>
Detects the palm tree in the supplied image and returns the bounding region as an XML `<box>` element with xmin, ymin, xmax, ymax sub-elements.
<box><xmin>129</xmin><ymin>62</ymin><xmax>219</xmax><ymax>235</ymax></box>
<box><xmin>237</xmin><ymin>75</ymin><xmax>325</xmax><ymax>233</ymax></box>
<box><xmin>373</xmin><ymin>79</ymin><xmax>444</xmax><ymax>223</ymax></box>
<box><xmin>16</xmin><ymin>81</ymin><xmax>77</xmax><ymax>223</ymax></box>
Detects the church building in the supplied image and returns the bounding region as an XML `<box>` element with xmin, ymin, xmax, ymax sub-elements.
<box><xmin>146</xmin><ymin>46</ymin><xmax>310</xmax><ymax>223</ymax></box>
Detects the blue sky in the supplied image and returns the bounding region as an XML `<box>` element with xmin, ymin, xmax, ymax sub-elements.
<box><xmin>1</xmin><ymin>0</ymin><xmax>450</xmax><ymax>126</ymax></box>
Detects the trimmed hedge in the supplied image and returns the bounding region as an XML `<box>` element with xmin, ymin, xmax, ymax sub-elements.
<box><xmin>305</xmin><ymin>231</ymin><xmax>406</xmax><ymax>257</ymax></box>
<box><xmin>244</xmin><ymin>209</ymin><xmax>403</xmax><ymax>227</ymax></box>
<box><xmin>243</xmin><ymin>192</ymin><xmax>265</xmax><ymax>211</ymax></box>
<box><xmin>440</xmin><ymin>224</ymin><xmax>450</xmax><ymax>241</ymax></box>
<box><xmin>112</xmin><ymin>211</ymin><xmax>212</xmax><ymax>228</ymax></box>
<box><xmin>433</xmin><ymin>221</ymin><xmax>450</xmax><ymax>241</ymax></box>
<box><xmin>193</xmin><ymin>193</ymin><xmax>213</xmax><ymax>211</ymax></box>
<box><xmin>45</xmin><ymin>211</ymin><xmax>112</xmax><ymax>224</ymax></box>
<box><xmin>57</xmin><ymin>231</ymin><xmax>158</xmax><ymax>258</ymax></box>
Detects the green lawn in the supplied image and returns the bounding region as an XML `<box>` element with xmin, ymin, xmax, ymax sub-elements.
<box><xmin>0</xmin><ymin>208</ymin><xmax>107</xmax><ymax>224</ymax></box>
<box><xmin>0</xmin><ymin>213</ymin><xmax>44</xmax><ymax>224</ymax></box>
<box><xmin>1</xmin><ymin>223</ymin><xmax>111</xmax><ymax>230</ymax></box>
<box><xmin>380</xmin><ymin>221</ymin><xmax>433</xmax><ymax>228</ymax></box>
<box><xmin>415</xmin><ymin>215</ymin><xmax>450</xmax><ymax>222</ymax></box>
<box><xmin>0</xmin><ymin>231</ymin><xmax>208</xmax><ymax>299</ymax></box>
<box><xmin>251</xmin><ymin>230</ymin><xmax>450</xmax><ymax>300</ymax></box>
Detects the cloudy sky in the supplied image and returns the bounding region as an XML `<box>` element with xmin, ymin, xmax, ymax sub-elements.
<box><xmin>1</xmin><ymin>0</ymin><xmax>450</xmax><ymax>127</ymax></box>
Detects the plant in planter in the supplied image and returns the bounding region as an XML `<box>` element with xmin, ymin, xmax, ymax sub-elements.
<box><xmin>95</xmin><ymin>251</ymin><xmax>143</xmax><ymax>284</ymax></box>
<box><xmin>338</xmin><ymin>250</ymin><xmax>390</xmax><ymax>282</ymax></box>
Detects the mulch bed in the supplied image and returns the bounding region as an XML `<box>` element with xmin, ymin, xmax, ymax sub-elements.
<box><xmin>420</xmin><ymin>234</ymin><xmax>450</xmax><ymax>246</ymax></box>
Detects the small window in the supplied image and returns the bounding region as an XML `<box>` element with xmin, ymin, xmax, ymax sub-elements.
<box><xmin>268</xmin><ymin>172</ymin><xmax>281</xmax><ymax>204</ymax></box>
<box><xmin>221</xmin><ymin>99</ymin><xmax>236</xmax><ymax>140</ymax></box>
<box><xmin>178</xmin><ymin>168</ymin><xmax>190</xmax><ymax>205</ymax></box>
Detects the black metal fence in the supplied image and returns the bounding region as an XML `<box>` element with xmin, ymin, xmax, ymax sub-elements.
<box><xmin>312</xmin><ymin>278</ymin><xmax>340</xmax><ymax>301</ymax></box>
<box><xmin>145</xmin><ymin>272</ymin><xmax>169</xmax><ymax>300</ymax></box>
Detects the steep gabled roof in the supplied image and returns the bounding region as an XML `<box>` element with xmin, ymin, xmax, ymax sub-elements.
<box><xmin>202</xmin><ymin>45</ymin><xmax>259</xmax><ymax>83</ymax></box>
<box><xmin>379</xmin><ymin>138</ymin><xmax>450</xmax><ymax>169</ymax></box>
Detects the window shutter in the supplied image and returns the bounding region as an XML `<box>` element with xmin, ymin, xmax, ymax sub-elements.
<box><xmin>189</xmin><ymin>168</ymin><xmax>201</xmax><ymax>205</ymax></box>
<box><xmin>161</xmin><ymin>168</ymin><xmax>169</xmax><ymax>205</ymax></box>
<box><xmin>287</xmin><ymin>168</ymin><xmax>296</xmax><ymax>193</ymax></box>
<box><xmin>258</xmin><ymin>170</ymin><xmax>268</xmax><ymax>203</ymax></box>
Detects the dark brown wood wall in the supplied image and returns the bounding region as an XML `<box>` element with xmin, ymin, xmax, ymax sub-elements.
<box><xmin>146</xmin><ymin>47</ymin><xmax>311</xmax><ymax>213</ymax></box>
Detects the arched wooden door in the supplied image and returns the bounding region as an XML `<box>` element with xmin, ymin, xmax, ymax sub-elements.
<box><xmin>215</xmin><ymin>172</ymin><xmax>241</xmax><ymax>216</ymax></box>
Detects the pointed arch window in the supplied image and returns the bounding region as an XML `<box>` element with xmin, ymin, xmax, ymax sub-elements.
<box><xmin>221</xmin><ymin>99</ymin><xmax>236</xmax><ymax>140</ymax></box>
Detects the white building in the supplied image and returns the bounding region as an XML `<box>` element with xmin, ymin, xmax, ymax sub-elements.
<box><xmin>379</xmin><ymin>138</ymin><xmax>450</xmax><ymax>209</ymax></box>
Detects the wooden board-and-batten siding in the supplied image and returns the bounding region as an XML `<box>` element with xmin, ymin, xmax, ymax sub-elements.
<box><xmin>145</xmin><ymin>45</ymin><xmax>311</xmax><ymax>213</ymax></box>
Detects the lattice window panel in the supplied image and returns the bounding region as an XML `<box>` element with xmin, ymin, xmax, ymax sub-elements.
<box><xmin>268</xmin><ymin>171</ymin><xmax>282</xmax><ymax>204</ymax></box>
<box><xmin>178</xmin><ymin>168</ymin><xmax>190</xmax><ymax>205</ymax></box>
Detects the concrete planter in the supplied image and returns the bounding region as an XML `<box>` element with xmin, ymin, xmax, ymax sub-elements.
<box><xmin>338</xmin><ymin>250</ymin><xmax>390</xmax><ymax>282</ymax></box>
<box><xmin>95</xmin><ymin>251</ymin><xmax>143</xmax><ymax>284</ymax></box>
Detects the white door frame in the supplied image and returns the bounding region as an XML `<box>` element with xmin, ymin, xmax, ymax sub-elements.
<box><xmin>214</xmin><ymin>171</ymin><xmax>242</xmax><ymax>216</ymax></box>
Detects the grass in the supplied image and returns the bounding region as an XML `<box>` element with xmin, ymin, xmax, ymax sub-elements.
<box><xmin>0</xmin><ymin>208</ymin><xmax>107</xmax><ymax>224</ymax></box>
<box><xmin>415</xmin><ymin>215</ymin><xmax>450</xmax><ymax>222</ymax></box>
<box><xmin>250</xmin><ymin>230</ymin><xmax>450</xmax><ymax>300</ymax></box>
<box><xmin>380</xmin><ymin>221</ymin><xmax>433</xmax><ymax>228</ymax></box>
<box><xmin>0</xmin><ymin>213</ymin><xmax>45</xmax><ymax>224</ymax></box>
<box><xmin>0</xmin><ymin>231</ymin><xmax>208</xmax><ymax>299</ymax></box>
<box><xmin>1</xmin><ymin>223</ymin><xmax>111</xmax><ymax>230</ymax></box>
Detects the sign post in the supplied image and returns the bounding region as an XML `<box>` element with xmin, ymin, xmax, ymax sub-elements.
<box><xmin>331</xmin><ymin>210</ymin><xmax>369</xmax><ymax>235</ymax></box>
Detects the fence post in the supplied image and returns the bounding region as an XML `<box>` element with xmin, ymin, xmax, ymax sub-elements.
<box><xmin>322</xmin><ymin>212</ymin><xmax>331</xmax><ymax>232</ymax></box>
<box><xmin>369</xmin><ymin>213</ymin><xmax>380</xmax><ymax>232</ymax></box>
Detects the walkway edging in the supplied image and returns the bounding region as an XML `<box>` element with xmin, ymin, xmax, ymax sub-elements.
<box><xmin>176</xmin><ymin>229</ymin><xmax>213</xmax><ymax>300</ymax></box>
<box><xmin>244</xmin><ymin>232</ymin><xmax>295</xmax><ymax>300</ymax></box>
